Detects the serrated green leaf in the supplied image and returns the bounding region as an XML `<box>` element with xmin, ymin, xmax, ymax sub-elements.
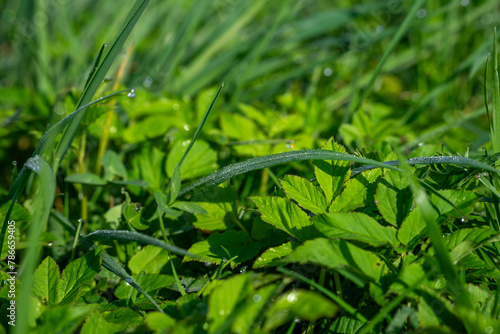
<box><xmin>166</xmin><ymin>140</ymin><xmax>218</xmax><ymax>180</ymax></box>
<box><xmin>430</xmin><ymin>190</ymin><xmax>479</xmax><ymax>217</ymax></box>
<box><xmin>171</xmin><ymin>201</ymin><xmax>208</xmax><ymax>214</ymax></box>
<box><xmin>65</xmin><ymin>172</ymin><xmax>107</xmax><ymax>186</ymax></box>
<box><xmin>133</xmin><ymin>146</ymin><xmax>166</xmax><ymax>192</ymax></box>
<box><xmin>329</xmin><ymin>170</ymin><xmax>381</xmax><ymax>212</ymax></box>
<box><xmin>253</xmin><ymin>241</ymin><xmax>300</xmax><ymax>268</ymax></box>
<box><xmin>314</xmin><ymin>212</ymin><xmax>399</xmax><ymax>247</ymax></box>
<box><xmin>33</xmin><ymin>257</ymin><xmax>60</xmax><ymax>305</ymax></box>
<box><xmin>314</xmin><ymin>139</ymin><xmax>350</xmax><ymax>203</ymax></box>
<box><xmin>263</xmin><ymin>289</ymin><xmax>338</xmax><ymax>331</ymax></box>
<box><xmin>285</xmin><ymin>238</ymin><xmax>385</xmax><ymax>282</ymax></box>
<box><xmin>80</xmin><ymin>312</ymin><xmax>127</xmax><ymax>334</ymax></box>
<box><xmin>184</xmin><ymin>230</ymin><xmax>260</xmax><ymax>268</ymax></box>
<box><xmin>280</xmin><ymin>175</ymin><xmax>328</xmax><ymax>214</ymax></box>
<box><xmin>374</xmin><ymin>170</ymin><xmax>412</xmax><ymax>226</ymax></box>
<box><xmin>328</xmin><ymin>316</ymin><xmax>365</xmax><ymax>333</ymax></box>
<box><xmin>397</xmin><ymin>207</ymin><xmax>428</xmax><ymax>247</ymax></box>
<box><xmin>57</xmin><ymin>245</ymin><xmax>106</xmax><ymax>304</ymax></box>
<box><xmin>250</xmin><ymin>196</ymin><xmax>317</xmax><ymax>241</ymax></box>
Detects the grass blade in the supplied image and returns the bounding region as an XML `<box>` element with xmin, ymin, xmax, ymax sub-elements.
<box><xmin>350</xmin><ymin>0</ymin><xmax>425</xmax><ymax>116</ymax></box>
<box><xmin>53</xmin><ymin>0</ymin><xmax>150</xmax><ymax>168</ymax></box>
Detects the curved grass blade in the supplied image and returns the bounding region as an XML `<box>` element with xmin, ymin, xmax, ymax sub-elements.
<box><xmin>177</xmin><ymin>149</ymin><xmax>405</xmax><ymax>197</ymax></box>
<box><xmin>178</xmin><ymin>151</ymin><xmax>500</xmax><ymax>198</ymax></box>
<box><xmin>86</xmin><ymin>230</ymin><xmax>197</xmax><ymax>258</ymax></box>
<box><xmin>50</xmin><ymin>211</ymin><xmax>164</xmax><ymax>313</ymax></box>
<box><xmin>351</xmin><ymin>155</ymin><xmax>500</xmax><ymax>176</ymax></box>
<box><xmin>0</xmin><ymin>90</ymin><xmax>128</xmax><ymax>258</ymax></box>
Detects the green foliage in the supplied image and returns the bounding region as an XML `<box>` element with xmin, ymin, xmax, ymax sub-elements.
<box><xmin>3</xmin><ymin>1</ymin><xmax>500</xmax><ymax>333</ymax></box>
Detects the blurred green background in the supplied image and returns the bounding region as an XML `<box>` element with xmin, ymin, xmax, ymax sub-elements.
<box><xmin>0</xmin><ymin>0</ymin><xmax>499</xmax><ymax>195</ymax></box>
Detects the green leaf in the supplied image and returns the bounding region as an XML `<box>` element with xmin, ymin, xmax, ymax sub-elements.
<box><xmin>184</xmin><ymin>230</ymin><xmax>261</xmax><ymax>268</ymax></box>
<box><xmin>191</xmin><ymin>183</ymin><xmax>237</xmax><ymax>231</ymax></box>
<box><xmin>169</xmin><ymin>164</ymin><xmax>181</xmax><ymax>204</ymax></box>
<box><xmin>128</xmin><ymin>245</ymin><xmax>172</xmax><ymax>274</ymax></box>
<box><xmin>133</xmin><ymin>146</ymin><xmax>166</xmax><ymax>192</ymax></box>
<box><xmin>314</xmin><ymin>212</ymin><xmax>399</xmax><ymax>247</ymax></box>
<box><xmin>32</xmin><ymin>257</ymin><xmax>60</xmax><ymax>305</ymax></box>
<box><xmin>253</xmin><ymin>241</ymin><xmax>300</xmax><ymax>268</ymax></box>
<box><xmin>101</xmin><ymin>150</ymin><xmax>127</xmax><ymax>180</ymax></box>
<box><xmin>166</xmin><ymin>140</ymin><xmax>218</xmax><ymax>180</ymax></box>
<box><xmin>430</xmin><ymin>190</ymin><xmax>479</xmax><ymax>217</ymax></box>
<box><xmin>209</xmin><ymin>274</ymin><xmax>252</xmax><ymax>332</ymax></box>
<box><xmin>34</xmin><ymin>305</ymin><xmax>92</xmax><ymax>334</ymax></box>
<box><xmin>146</xmin><ymin>312</ymin><xmax>176</xmax><ymax>332</ymax></box>
<box><xmin>263</xmin><ymin>289</ymin><xmax>338</xmax><ymax>331</ymax></box>
<box><xmin>374</xmin><ymin>170</ymin><xmax>412</xmax><ymax>226</ymax></box>
<box><xmin>250</xmin><ymin>196</ymin><xmax>317</xmax><ymax>241</ymax></box>
<box><xmin>397</xmin><ymin>207</ymin><xmax>427</xmax><ymax>246</ymax></box>
<box><xmin>285</xmin><ymin>238</ymin><xmax>385</xmax><ymax>282</ymax></box>
<box><xmin>171</xmin><ymin>201</ymin><xmax>208</xmax><ymax>215</ymax></box>
<box><xmin>314</xmin><ymin>139</ymin><xmax>350</xmax><ymax>203</ymax></box>
<box><xmin>329</xmin><ymin>176</ymin><xmax>368</xmax><ymax>213</ymax></box>
<box><xmin>328</xmin><ymin>316</ymin><xmax>365</xmax><ymax>333</ymax></box>
<box><xmin>80</xmin><ymin>312</ymin><xmax>127</xmax><ymax>334</ymax></box>
<box><xmin>65</xmin><ymin>172</ymin><xmax>107</xmax><ymax>186</ymax></box>
<box><xmin>388</xmin><ymin>262</ymin><xmax>426</xmax><ymax>294</ymax></box>
<box><xmin>114</xmin><ymin>274</ymin><xmax>175</xmax><ymax>299</ymax></box>
<box><xmin>280</xmin><ymin>175</ymin><xmax>328</xmax><ymax>214</ymax></box>
<box><xmin>154</xmin><ymin>191</ymin><xmax>183</xmax><ymax>217</ymax></box>
<box><xmin>57</xmin><ymin>245</ymin><xmax>106</xmax><ymax>304</ymax></box>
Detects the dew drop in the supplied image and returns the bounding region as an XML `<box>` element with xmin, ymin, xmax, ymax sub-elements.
<box><xmin>294</xmin><ymin>317</ymin><xmax>301</xmax><ymax>323</ymax></box>
<box><xmin>12</xmin><ymin>161</ymin><xmax>17</xmax><ymax>166</ymax></box>
<box><xmin>47</xmin><ymin>242</ymin><xmax>53</xmax><ymax>247</ymax></box>
<box><xmin>26</xmin><ymin>155</ymin><xmax>41</xmax><ymax>173</ymax></box>
<box><xmin>181</xmin><ymin>284</ymin><xmax>187</xmax><ymax>289</ymax></box>
<box><xmin>127</xmin><ymin>89</ymin><xmax>136</xmax><ymax>98</ymax></box>
<box><xmin>253</xmin><ymin>294</ymin><xmax>262</xmax><ymax>303</ymax></box>
<box><xmin>239</xmin><ymin>266</ymin><xmax>247</xmax><ymax>275</ymax></box>
<box><xmin>103</xmin><ymin>43</ymin><xmax>108</xmax><ymax>47</ymax></box>
<box><xmin>125</xmin><ymin>277</ymin><xmax>132</xmax><ymax>286</ymax></box>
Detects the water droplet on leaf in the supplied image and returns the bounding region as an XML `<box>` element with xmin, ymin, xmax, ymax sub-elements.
<box><xmin>127</xmin><ymin>89</ymin><xmax>136</xmax><ymax>98</ymax></box>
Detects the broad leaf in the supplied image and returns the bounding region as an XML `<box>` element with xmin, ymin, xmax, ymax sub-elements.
<box><xmin>253</xmin><ymin>241</ymin><xmax>300</xmax><ymax>268</ymax></box>
<box><xmin>374</xmin><ymin>170</ymin><xmax>412</xmax><ymax>226</ymax></box>
<box><xmin>166</xmin><ymin>140</ymin><xmax>218</xmax><ymax>180</ymax></box>
<box><xmin>184</xmin><ymin>230</ymin><xmax>261</xmax><ymax>268</ymax></box>
<box><xmin>57</xmin><ymin>245</ymin><xmax>106</xmax><ymax>304</ymax></box>
<box><xmin>314</xmin><ymin>139</ymin><xmax>350</xmax><ymax>203</ymax></box>
<box><xmin>191</xmin><ymin>183</ymin><xmax>237</xmax><ymax>231</ymax></box>
<box><xmin>314</xmin><ymin>212</ymin><xmax>399</xmax><ymax>247</ymax></box>
<box><xmin>397</xmin><ymin>207</ymin><xmax>427</xmax><ymax>246</ymax></box>
<box><xmin>280</xmin><ymin>175</ymin><xmax>328</xmax><ymax>214</ymax></box>
<box><xmin>285</xmin><ymin>238</ymin><xmax>385</xmax><ymax>282</ymax></box>
<box><xmin>250</xmin><ymin>196</ymin><xmax>318</xmax><ymax>241</ymax></box>
<box><xmin>80</xmin><ymin>312</ymin><xmax>127</xmax><ymax>334</ymax></box>
<box><xmin>33</xmin><ymin>256</ymin><xmax>60</xmax><ymax>305</ymax></box>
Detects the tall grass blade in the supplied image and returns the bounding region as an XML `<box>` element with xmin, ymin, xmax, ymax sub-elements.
<box><xmin>53</xmin><ymin>0</ymin><xmax>150</xmax><ymax>168</ymax></box>
<box><xmin>492</xmin><ymin>28</ymin><xmax>500</xmax><ymax>154</ymax></box>
<box><xmin>350</xmin><ymin>0</ymin><xmax>425</xmax><ymax>116</ymax></box>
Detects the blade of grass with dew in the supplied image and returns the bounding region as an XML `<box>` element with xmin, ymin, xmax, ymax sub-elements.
<box><xmin>15</xmin><ymin>156</ymin><xmax>55</xmax><ymax>334</ymax></box>
<box><xmin>50</xmin><ymin>211</ymin><xmax>165</xmax><ymax>313</ymax></box>
<box><xmin>348</xmin><ymin>0</ymin><xmax>425</xmax><ymax>118</ymax></box>
<box><xmin>85</xmin><ymin>230</ymin><xmax>197</xmax><ymax>259</ymax></box>
<box><xmin>178</xmin><ymin>151</ymin><xmax>500</xmax><ymax>198</ymax></box>
<box><xmin>0</xmin><ymin>89</ymin><xmax>128</xmax><ymax>258</ymax></box>
<box><xmin>53</xmin><ymin>0</ymin><xmax>150</xmax><ymax>170</ymax></box>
